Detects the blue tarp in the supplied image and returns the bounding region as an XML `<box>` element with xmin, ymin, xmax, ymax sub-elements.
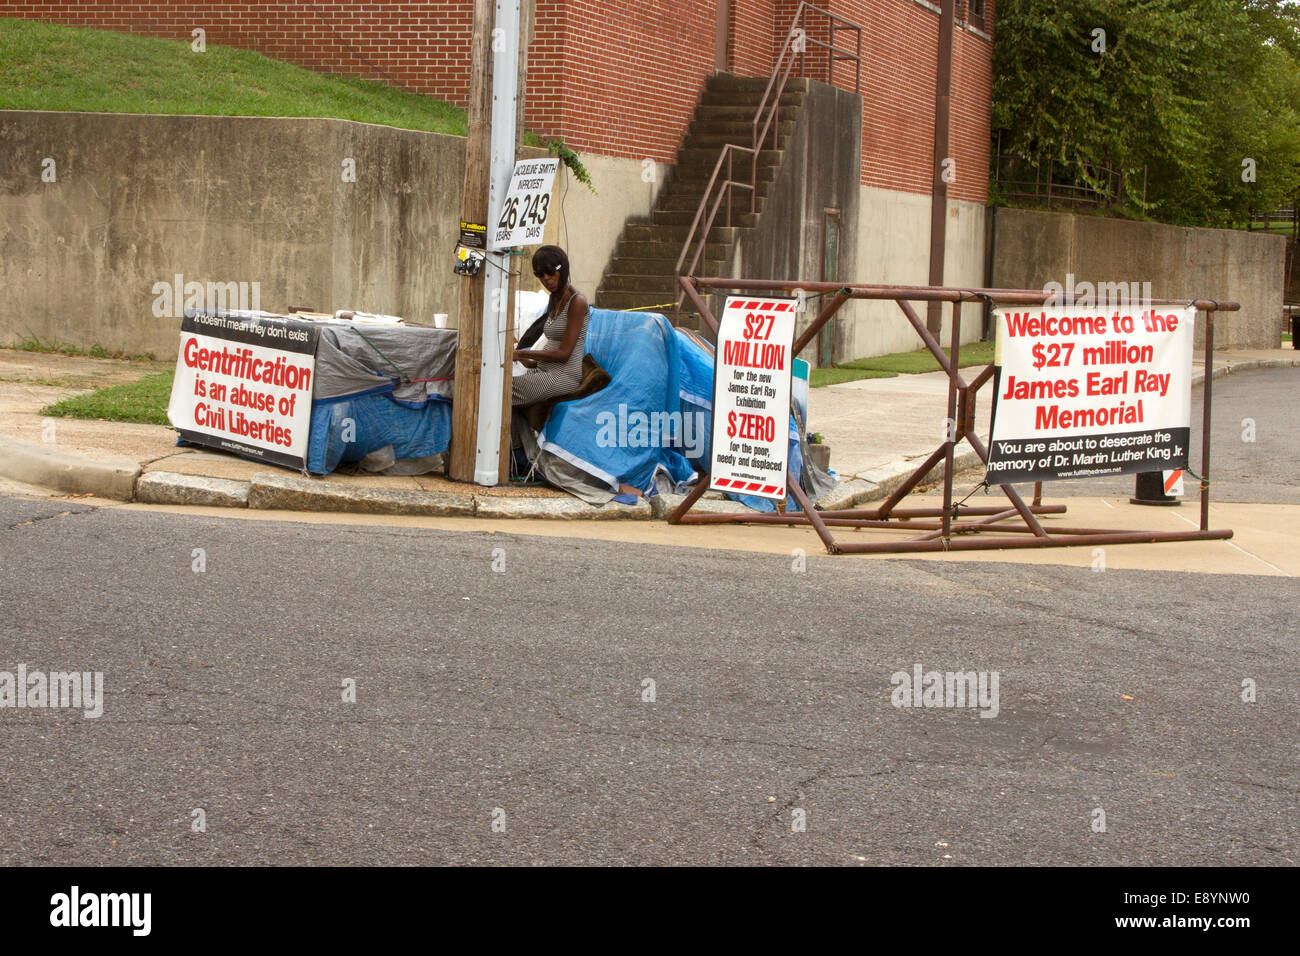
<box><xmin>537</xmin><ymin>309</ymin><xmax>695</xmax><ymax>493</ymax></box>
<box><xmin>536</xmin><ymin>309</ymin><xmax>804</xmax><ymax>509</ymax></box>
<box><xmin>307</xmin><ymin>390</ymin><xmax>451</xmax><ymax>475</ymax></box>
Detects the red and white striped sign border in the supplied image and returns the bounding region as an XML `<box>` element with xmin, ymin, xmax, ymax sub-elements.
<box><xmin>733</xmin><ymin>300</ymin><xmax>794</xmax><ymax>312</ymax></box>
<box><xmin>713</xmin><ymin>477</ymin><xmax>784</xmax><ymax>497</ymax></box>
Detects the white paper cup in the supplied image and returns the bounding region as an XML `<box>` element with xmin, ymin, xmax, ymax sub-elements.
<box><xmin>433</xmin><ymin>313</ymin><xmax>448</xmax><ymax>328</ymax></box>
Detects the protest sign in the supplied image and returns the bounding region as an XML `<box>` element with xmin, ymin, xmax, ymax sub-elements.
<box><xmin>168</xmin><ymin>311</ymin><xmax>319</xmax><ymax>471</ymax></box>
<box><xmin>987</xmin><ymin>305</ymin><xmax>1195</xmax><ymax>484</ymax></box>
<box><xmin>709</xmin><ymin>296</ymin><xmax>796</xmax><ymax>500</ymax></box>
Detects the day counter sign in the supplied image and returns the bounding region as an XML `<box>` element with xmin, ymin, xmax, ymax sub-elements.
<box><xmin>490</xmin><ymin>158</ymin><xmax>559</xmax><ymax>251</ymax></box>
<box><xmin>987</xmin><ymin>304</ymin><xmax>1195</xmax><ymax>484</ymax></box>
<box><xmin>710</xmin><ymin>296</ymin><xmax>796</xmax><ymax>500</ymax></box>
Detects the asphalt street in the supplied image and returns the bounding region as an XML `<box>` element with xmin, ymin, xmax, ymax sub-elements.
<box><xmin>1</xmin><ymin>493</ymin><xmax>1296</xmax><ymax>865</ymax></box>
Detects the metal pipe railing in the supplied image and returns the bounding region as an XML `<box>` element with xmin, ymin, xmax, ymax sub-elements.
<box><xmin>670</xmin><ymin>273</ymin><xmax>1239</xmax><ymax>557</ymax></box>
<box><xmin>673</xmin><ymin>0</ymin><xmax>863</xmax><ymax>323</ymax></box>
<box><xmin>672</xmin><ymin>144</ymin><xmax>755</xmax><ymax>319</ymax></box>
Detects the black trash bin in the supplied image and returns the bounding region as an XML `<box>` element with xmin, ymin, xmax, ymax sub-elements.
<box><xmin>1292</xmin><ymin>311</ymin><xmax>1300</xmax><ymax>350</ymax></box>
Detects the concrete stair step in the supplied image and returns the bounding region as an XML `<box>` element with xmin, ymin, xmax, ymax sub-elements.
<box><xmin>693</xmin><ymin>104</ymin><xmax>800</xmax><ymax>122</ymax></box>
<box><xmin>623</xmin><ymin>223</ymin><xmax>738</xmax><ymax>244</ymax></box>
<box><xmin>606</xmin><ymin>256</ymin><xmax>726</xmax><ymax>278</ymax></box>
<box><xmin>684</xmin><ymin>131</ymin><xmax>792</xmax><ymax>151</ymax></box>
<box><xmin>667</xmin><ymin>163</ymin><xmax>778</xmax><ymax>185</ymax></box>
<box><xmin>700</xmin><ymin>89</ymin><xmax>804</xmax><ymax>108</ymax></box>
<box><xmin>657</xmin><ymin>175</ymin><xmax>773</xmax><ymax>200</ymax></box>
<box><xmin>653</xmin><ymin>209</ymin><xmax>760</xmax><ymax>228</ymax></box>
<box><xmin>707</xmin><ymin>74</ymin><xmax>809</xmax><ymax>94</ymax></box>
<box><xmin>689</xmin><ymin>118</ymin><xmax>794</xmax><ymax>137</ymax></box>
<box><xmin>677</xmin><ymin>146</ymin><xmax>783</xmax><ymax>166</ymax></box>
<box><xmin>595</xmin><ymin>291</ymin><xmax>686</xmax><ymax>313</ymax></box>
<box><xmin>656</xmin><ymin>189</ymin><xmax>769</xmax><ymax>213</ymax></box>
<box><xmin>616</xmin><ymin>241</ymin><xmax>728</xmax><ymax>263</ymax></box>
<box><xmin>598</xmin><ymin>270</ymin><xmax>722</xmax><ymax>293</ymax></box>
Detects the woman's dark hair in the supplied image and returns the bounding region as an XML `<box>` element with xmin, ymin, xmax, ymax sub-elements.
<box><xmin>532</xmin><ymin>245</ymin><xmax>571</xmax><ymax>316</ymax></box>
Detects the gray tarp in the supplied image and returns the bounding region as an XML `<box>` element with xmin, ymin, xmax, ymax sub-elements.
<box><xmin>313</xmin><ymin>324</ymin><xmax>458</xmax><ymax>403</ymax></box>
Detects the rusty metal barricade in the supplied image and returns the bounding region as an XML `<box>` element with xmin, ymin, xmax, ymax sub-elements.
<box><xmin>669</xmin><ymin>276</ymin><xmax>1237</xmax><ymax>555</ymax></box>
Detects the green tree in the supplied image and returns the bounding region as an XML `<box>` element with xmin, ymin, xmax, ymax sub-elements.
<box><xmin>993</xmin><ymin>0</ymin><xmax>1300</xmax><ymax>226</ymax></box>
<box><xmin>1198</xmin><ymin>42</ymin><xmax>1300</xmax><ymax>225</ymax></box>
<box><xmin>1243</xmin><ymin>0</ymin><xmax>1300</xmax><ymax>59</ymax></box>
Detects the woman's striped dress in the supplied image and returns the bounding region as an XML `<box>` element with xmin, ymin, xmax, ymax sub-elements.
<box><xmin>511</xmin><ymin>293</ymin><xmax>590</xmax><ymax>407</ymax></box>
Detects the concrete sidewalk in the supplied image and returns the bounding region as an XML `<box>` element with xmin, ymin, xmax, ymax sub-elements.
<box><xmin>2</xmin><ymin>345</ymin><xmax>1298</xmax><ymax>521</ymax></box>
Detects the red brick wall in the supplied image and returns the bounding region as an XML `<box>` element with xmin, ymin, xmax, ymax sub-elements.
<box><xmin>538</xmin><ymin>0</ymin><xmax>716</xmax><ymax>162</ymax></box>
<box><xmin>729</xmin><ymin>0</ymin><xmax>776</xmax><ymax>76</ymax></box>
<box><xmin>830</xmin><ymin>0</ymin><xmax>992</xmax><ymax>202</ymax></box>
<box><xmin>8</xmin><ymin>0</ymin><xmax>992</xmax><ymax>197</ymax></box>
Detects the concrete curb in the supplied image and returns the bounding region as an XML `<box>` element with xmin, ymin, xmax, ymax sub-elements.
<box><xmin>850</xmin><ymin>441</ymin><xmax>985</xmax><ymax>504</ymax></box>
<box><xmin>248</xmin><ymin>472</ymin><xmax>477</xmax><ymax>517</ymax></box>
<box><xmin>648</xmin><ymin>493</ymin><xmax>761</xmax><ymax>519</ymax></box>
<box><xmin>243</xmin><ymin>472</ymin><xmax>651</xmax><ymax>520</ymax></box>
<box><xmin>1208</xmin><ymin>355</ymin><xmax>1300</xmax><ymax>379</ymax></box>
<box><xmin>3</xmin><ymin>355</ymin><xmax>1295</xmax><ymax>518</ymax></box>
<box><xmin>814</xmin><ymin>477</ymin><xmax>879</xmax><ymax>511</ymax></box>
<box><xmin>136</xmin><ymin>471</ymin><xmax>250</xmax><ymax>508</ymax></box>
<box><xmin>477</xmin><ymin>494</ymin><xmax>653</xmax><ymax>520</ymax></box>
<box><xmin>0</xmin><ymin>436</ymin><xmax>139</xmax><ymax>501</ymax></box>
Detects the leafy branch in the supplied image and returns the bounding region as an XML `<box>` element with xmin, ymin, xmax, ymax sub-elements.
<box><xmin>546</xmin><ymin>138</ymin><xmax>597</xmax><ymax>195</ymax></box>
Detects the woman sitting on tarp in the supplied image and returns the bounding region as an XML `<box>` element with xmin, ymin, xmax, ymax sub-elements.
<box><xmin>513</xmin><ymin>245</ymin><xmax>589</xmax><ymax>404</ymax></box>
<box><xmin>509</xmin><ymin>246</ymin><xmax>638</xmax><ymax>502</ymax></box>
<box><xmin>510</xmin><ymin>246</ymin><xmax>595</xmax><ymax>471</ymax></box>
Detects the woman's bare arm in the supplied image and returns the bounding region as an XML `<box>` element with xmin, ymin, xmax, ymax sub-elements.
<box><xmin>512</xmin><ymin>293</ymin><xmax>586</xmax><ymax>364</ymax></box>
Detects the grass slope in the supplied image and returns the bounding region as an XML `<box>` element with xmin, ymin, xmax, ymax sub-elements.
<box><xmin>0</xmin><ymin>18</ymin><xmax>468</xmax><ymax>134</ymax></box>
<box><xmin>811</xmin><ymin>341</ymin><xmax>996</xmax><ymax>387</ymax></box>
<box><xmin>43</xmin><ymin>371</ymin><xmax>175</xmax><ymax>426</ymax></box>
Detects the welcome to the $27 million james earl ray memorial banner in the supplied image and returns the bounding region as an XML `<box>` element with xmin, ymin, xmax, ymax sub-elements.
<box><xmin>985</xmin><ymin>304</ymin><xmax>1195</xmax><ymax>485</ymax></box>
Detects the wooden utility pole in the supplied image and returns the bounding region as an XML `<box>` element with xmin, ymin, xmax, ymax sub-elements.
<box><xmin>449</xmin><ymin>0</ymin><xmax>496</xmax><ymax>482</ymax></box>
<box><xmin>926</xmin><ymin>0</ymin><xmax>955</xmax><ymax>335</ymax></box>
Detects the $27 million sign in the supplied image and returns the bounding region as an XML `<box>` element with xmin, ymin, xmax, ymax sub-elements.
<box><xmin>709</xmin><ymin>296</ymin><xmax>796</xmax><ymax>500</ymax></box>
<box><xmin>987</xmin><ymin>304</ymin><xmax>1195</xmax><ymax>484</ymax></box>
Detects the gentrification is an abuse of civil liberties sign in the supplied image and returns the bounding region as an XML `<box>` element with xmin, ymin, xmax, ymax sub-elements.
<box><xmin>986</xmin><ymin>304</ymin><xmax>1195</xmax><ymax>484</ymax></box>
<box><xmin>167</xmin><ymin>310</ymin><xmax>319</xmax><ymax>471</ymax></box>
<box><xmin>710</xmin><ymin>296</ymin><xmax>796</xmax><ymax>500</ymax></box>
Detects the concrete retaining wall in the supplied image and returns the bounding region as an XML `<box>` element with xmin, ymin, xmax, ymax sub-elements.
<box><xmin>990</xmin><ymin>207</ymin><xmax>1286</xmax><ymax>349</ymax></box>
<box><xmin>841</xmin><ymin>188</ymin><xmax>988</xmax><ymax>359</ymax></box>
<box><xmin>0</xmin><ymin>111</ymin><xmax>658</xmax><ymax>357</ymax></box>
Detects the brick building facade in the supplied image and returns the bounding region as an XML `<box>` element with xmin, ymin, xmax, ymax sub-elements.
<box><xmin>8</xmin><ymin>1</ymin><xmax>993</xmax><ymax>203</ymax></box>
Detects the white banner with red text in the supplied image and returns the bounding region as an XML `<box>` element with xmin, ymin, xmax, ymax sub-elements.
<box><xmin>709</xmin><ymin>295</ymin><xmax>796</xmax><ymax>500</ymax></box>
<box><xmin>167</xmin><ymin>310</ymin><xmax>319</xmax><ymax>471</ymax></box>
<box><xmin>986</xmin><ymin>305</ymin><xmax>1195</xmax><ymax>484</ymax></box>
